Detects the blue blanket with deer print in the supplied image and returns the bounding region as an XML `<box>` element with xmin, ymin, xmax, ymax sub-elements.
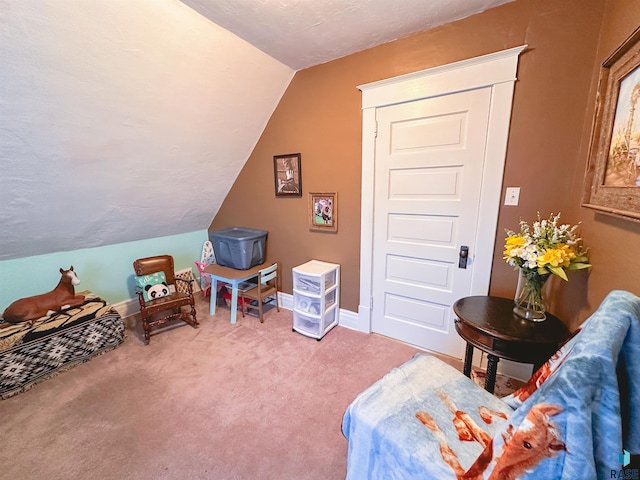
<box><xmin>342</xmin><ymin>290</ymin><xmax>640</xmax><ymax>479</ymax></box>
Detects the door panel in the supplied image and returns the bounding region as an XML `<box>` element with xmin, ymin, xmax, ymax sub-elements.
<box><xmin>388</xmin><ymin>167</ymin><xmax>461</xmax><ymax>198</ymax></box>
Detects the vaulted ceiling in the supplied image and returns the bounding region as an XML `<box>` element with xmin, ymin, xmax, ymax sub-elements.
<box><xmin>0</xmin><ymin>0</ymin><xmax>513</xmax><ymax>261</ymax></box>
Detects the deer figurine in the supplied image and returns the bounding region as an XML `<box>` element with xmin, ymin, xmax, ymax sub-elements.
<box><xmin>1</xmin><ymin>266</ymin><xmax>85</xmax><ymax>326</ymax></box>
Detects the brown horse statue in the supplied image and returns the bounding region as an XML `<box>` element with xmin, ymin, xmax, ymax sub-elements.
<box><xmin>1</xmin><ymin>266</ymin><xmax>85</xmax><ymax>325</ymax></box>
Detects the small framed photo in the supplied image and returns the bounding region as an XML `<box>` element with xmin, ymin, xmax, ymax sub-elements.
<box><xmin>274</xmin><ymin>153</ymin><xmax>302</xmax><ymax>197</ymax></box>
<box><xmin>309</xmin><ymin>192</ymin><xmax>337</xmax><ymax>232</ymax></box>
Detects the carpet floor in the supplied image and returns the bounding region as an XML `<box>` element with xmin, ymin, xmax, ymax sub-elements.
<box><xmin>0</xmin><ymin>295</ymin><xmax>509</xmax><ymax>480</ymax></box>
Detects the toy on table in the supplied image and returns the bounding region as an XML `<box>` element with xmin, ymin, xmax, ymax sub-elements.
<box><xmin>194</xmin><ymin>240</ymin><xmax>217</xmax><ymax>298</ymax></box>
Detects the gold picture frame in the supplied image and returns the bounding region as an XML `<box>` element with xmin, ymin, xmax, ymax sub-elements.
<box><xmin>308</xmin><ymin>192</ymin><xmax>337</xmax><ymax>233</ymax></box>
<box><xmin>583</xmin><ymin>26</ymin><xmax>640</xmax><ymax>221</ymax></box>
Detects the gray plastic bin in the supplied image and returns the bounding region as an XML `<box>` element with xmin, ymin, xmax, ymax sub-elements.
<box><xmin>209</xmin><ymin>227</ymin><xmax>267</xmax><ymax>270</ymax></box>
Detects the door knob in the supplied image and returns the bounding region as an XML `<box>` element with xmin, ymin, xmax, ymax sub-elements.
<box><xmin>458</xmin><ymin>246</ymin><xmax>469</xmax><ymax>269</ymax></box>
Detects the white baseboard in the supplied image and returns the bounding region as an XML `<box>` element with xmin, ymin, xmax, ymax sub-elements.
<box><xmin>113</xmin><ymin>287</ymin><xmax>360</xmax><ymax>329</ymax></box>
<box><xmin>277</xmin><ymin>292</ymin><xmax>358</xmax><ymax>331</ymax></box>
<box><xmin>112</xmin><ymin>297</ymin><xmax>139</xmax><ymax>319</ymax></box>
<box><xmin>336</xmin><ymin>309</ymin><xmax>360</xmax><ymax>330</ymax></box>
<box><xmin>278</xmin><ymin>291</ymin><xmax>293</xmax><ymax>311</ymax></box>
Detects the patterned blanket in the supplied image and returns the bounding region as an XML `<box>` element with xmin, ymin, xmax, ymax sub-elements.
<box><xmin>494</xmin><ymin>289</ymin><xmax>640</xmax><ymax>479</ymax></box>
<box><xmin>0</xmin><ymin>291</ymin><xmax>125</xmax><ymax>399</ymax></box>
<box><xmin>342</xmin><ymin>290</ymin><xmax>640</xmax><ymax>479</ymax></box>
<box><xmin>342</xmin><ymin>355</ymin><xmax>514</xmax><ymax>479</ymax></box>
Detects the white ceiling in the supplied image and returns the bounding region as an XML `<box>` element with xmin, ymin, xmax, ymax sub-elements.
<box><xmin>181</xmin><ymin>0</ymin><xmax>515</xmax><ymax>70</ymax></box>
<box><xmin>0</xmin><ymin>0</ymin><xmax>515</xmax><ymax>262</ymax></box>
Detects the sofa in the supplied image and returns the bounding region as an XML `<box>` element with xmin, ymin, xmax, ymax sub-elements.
<box><xmin>342</xmin><ymin>290</ymin><xmax>640</xmax><ymax>479</ymax></box>
<box><xmin>0</xmin><ymin>291</ymin><xmax>125</xmax><ymax>399</ymax></box>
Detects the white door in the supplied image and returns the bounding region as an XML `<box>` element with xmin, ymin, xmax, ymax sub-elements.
<box><xmin>371</xmin><ymin>87</ymin><xmax>491</xmax><ymax>358</ymax></box>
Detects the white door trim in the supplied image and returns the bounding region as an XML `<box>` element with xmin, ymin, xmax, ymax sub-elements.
<box><xmin>356</xmin><ymin>45</ymin><xmax>527</xmax><ymax>333</ymax></box>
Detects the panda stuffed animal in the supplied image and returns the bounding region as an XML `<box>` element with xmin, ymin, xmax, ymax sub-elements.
<box><xmin>146</xmin><ymin>282</ymin><xmax>170</xmax><ymax>300</ymax></box>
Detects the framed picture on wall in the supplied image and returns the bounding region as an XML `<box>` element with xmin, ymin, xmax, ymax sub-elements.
<box><xmin>309</xmin><ymin>192</ymin><xmax>337</xmax><ymax>232</ymax></box>
<box><xmin>274</xmin><ymin>153</ymin><xmax>302</xmax><ymax>197</ymax></box>
<box><xmin>583</xmin><ymin>26</ymin><xmax>640</xmax><ymax>221</ymax></box>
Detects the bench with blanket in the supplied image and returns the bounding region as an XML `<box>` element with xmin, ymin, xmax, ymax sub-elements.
<box><xmin>0</xmin><ymin>291</ymin><xmax>125</xmax><ymax>399</ymax></box>
<box><xmin>342</xmin><ymin>290</ymin><xmax>640</xmax><ymax>479</ymax></box>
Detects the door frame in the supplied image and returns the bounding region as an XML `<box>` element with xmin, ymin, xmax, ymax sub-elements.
<box><xmin>354</xmin><ymin>45</ymin><xmax>527</xmax><ymax>334</ymax></box>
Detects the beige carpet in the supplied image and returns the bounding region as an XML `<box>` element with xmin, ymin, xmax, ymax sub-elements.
<box><xmin>0</xmin><ymin>295</ymin><xmax>510</xmax><ymax>480</ymax></box>
<box><xmin>0</xmin><ymin>296</ymin><xmax>420</xmax><ymax>479</ymax></box>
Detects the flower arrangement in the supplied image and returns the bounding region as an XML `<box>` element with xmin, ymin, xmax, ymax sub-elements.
<box><xmin>503</xmin><ymin>212</ymin><xmax>591</xmax><ymax>320</ymax></box>
<box><xmin>504</xmin><ymin>212</ymin><xmax>591</xmax><ymax>280</ymax></box>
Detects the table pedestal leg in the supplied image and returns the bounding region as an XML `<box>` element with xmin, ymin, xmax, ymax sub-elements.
<box><xmin>463</xmin><ymin>343</ymin><xmax>474</xmax><ymax>377</ymax></box>
<box><xmin>485</xmin><ymin>354</ymin><xmax>499</xmax><ymax>394</ymax></box>
<box><xmin>209</xmin><ymin>277</ymin><xmax>217</xmax><ymax>315</ymax></box>
<box><xmin>230</xmin><ymin>282</ymin><xmax>238</xmax><ymax>325</ymax></box>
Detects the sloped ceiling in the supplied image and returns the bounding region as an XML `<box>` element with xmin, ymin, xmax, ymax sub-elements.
<box><xmin>0</xmin><ymin>0</ymin><xmax>513</xmax><ymax>261</ymax></box>
<box><xmin>0</xmin><ymin>0</ymin><xmax>294</xmax><ymax>261</ymax></box>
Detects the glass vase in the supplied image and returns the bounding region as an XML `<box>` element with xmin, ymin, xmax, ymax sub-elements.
<box><xmin>513</xmin><ymin>269</ymin><xmax>550</xmax><ymax>322</ymax></box>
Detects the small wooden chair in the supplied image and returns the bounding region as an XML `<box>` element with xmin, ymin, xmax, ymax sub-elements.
<box><xmin>133</xmin><ymin>255</ymin><xmax>198</xmax><ymax>344</ymax></box>
<box><xmin>240</xmin><ymin>263</ymin><xmax>279</xmax><ymax>323</ymax></box>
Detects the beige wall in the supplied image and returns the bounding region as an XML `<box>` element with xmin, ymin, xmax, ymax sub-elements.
<box><xmin>211</xmin><ymin>0</ymin><xmax>640</xmax><ymax>330</ymax></box>
<box><xmin>565</xmin><ymin>0</ymin><xmax>640</xmax><ymax>329</ymax></box>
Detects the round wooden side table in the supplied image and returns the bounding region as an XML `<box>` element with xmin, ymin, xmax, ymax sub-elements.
<box><xmin>453</xmin><ymin>295</ymin><xmax>571</xmax><ymax>394</ymax></box>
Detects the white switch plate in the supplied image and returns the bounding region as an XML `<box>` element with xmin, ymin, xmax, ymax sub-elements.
<box><xmin>505</xmin><ymin>187</ymin><xmax>520</xmax><ymax>206</ymax></box>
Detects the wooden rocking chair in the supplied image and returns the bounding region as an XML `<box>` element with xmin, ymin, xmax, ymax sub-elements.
<box><xmin>133</xmin><ymin>255</ymin><xmax>198</xmax><ymax>344</ymax></box>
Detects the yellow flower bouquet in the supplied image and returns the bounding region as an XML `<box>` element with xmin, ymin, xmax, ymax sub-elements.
<box><xmin>504</xmin><ymin>213</ymin><xmax>591</xmax><ymax>320</ymax></box>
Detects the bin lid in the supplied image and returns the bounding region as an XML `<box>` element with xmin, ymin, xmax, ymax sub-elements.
<box><xmin>210</xmin><ymin>227</ymin><xmax>268</xmax><ymax>240</ymax></box>
<box><xmin>294</xmin><ymin>259</ymin><xmax>339</xmax><ymax>274</ymax></box>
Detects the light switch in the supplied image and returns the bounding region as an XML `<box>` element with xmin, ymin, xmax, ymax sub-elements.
<box><xmin>505</xmin><ymin>187</ymin><xmax>520</xmax><ymax>206</ymax></box>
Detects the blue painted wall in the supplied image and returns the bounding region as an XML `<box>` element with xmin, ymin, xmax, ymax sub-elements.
<box><xmin>0</xmin><ymin>230</ymin><xmax>208</xmax><ymax>310</ymax></box>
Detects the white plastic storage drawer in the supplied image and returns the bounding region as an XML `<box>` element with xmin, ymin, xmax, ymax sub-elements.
<box><xmin>322</xmin><ymin>304</ymin><xmax>337</xmax><ymax>328</ymax></box>
<box><xmin>293</xmin><ymin>307</ymin><xmax>337</xmax><ymax>338</ymax></box>
<box><xmin>293</xmin><ymin>271</ymin><xmax>337</xmax><ymax>294</ymax></box>
<box><xmin>293</xmin><ymin>311</ymin><xmax>321</xmax><ymax>336</ymax></box>
<box><xmin>292</xmin><ymin>260</ymin><xmax>340</xmax><ymax>340</ymax></box>
<box><xmin>294</xmin><ymin>289</ymin><xmax>337</xmax><ymax>315</ymax></box>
